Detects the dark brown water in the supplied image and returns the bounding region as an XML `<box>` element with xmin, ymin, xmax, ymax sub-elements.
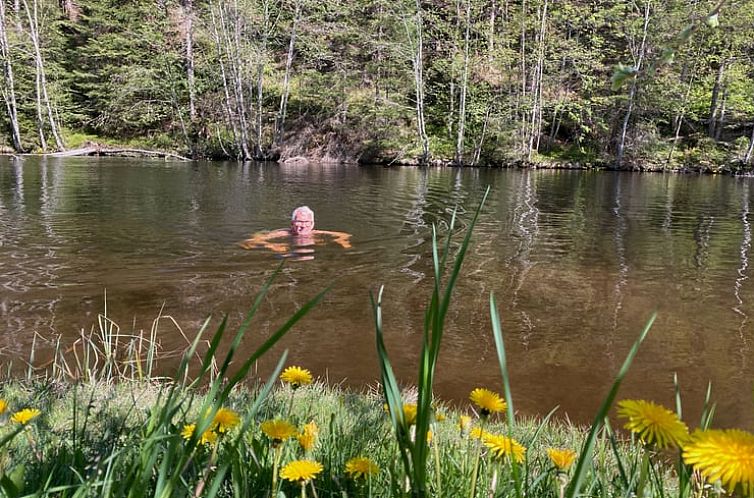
<box><xmin>2</xmin><ymin>157</ymin><xmax>753</xmax><ymax>428</ymax></box>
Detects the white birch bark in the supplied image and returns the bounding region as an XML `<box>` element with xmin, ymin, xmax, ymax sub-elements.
<box><xmin>254</xmin><ymin>0</ymin><xmax>271</xmax><ymax>158</ymax></box>
<box><xmin>518</xmin><ymin>0</ymin><xmax>527</xmax><ymax>156</ymax></box>
<box><xmin>404</xmin><ymin>0</ymin><xmax>429</xmax><ymax>163</ymax></box>
<box><xmin>23</xmin><ymin>0</ymin><xmax>64</xmax><ymax>150</ymax></box>
<box><xmin>184</xmin><ymin>0</ymin><xmax>196</xmax><ymax>122</ymax></box>
<box><xmin>275</xmin><ymin>0</ymin><xmax>301</xmax><ymax>145</ymax></box>
<box><xmin>616</xmin><ymin>2</ymin><xmax>650</xmax><ymax>165</ymax></box>
<box><xmin>454</xmin><ymin>0</ymin><xmax>471</xmax><ymax>165</ymax></box>
<box><xmin>209</xmin><ymin>2</ymin><xmax>240</xmax><ymax>155</ymax></box>
<box><xmin>708</xmin><ymin>61</ymin><xmax>725</xmax><ymax>139</ymax></box>
<box><xmin>0</xmin><ymin>0</ymin><xmax>23</xmax><ymax>151</ymax></box>
<box><xmin>527</xmin><ymin>0</ymin><xmax>547</xmax><ymax>159</ymax></box>
<box><xmin>744</xmin><ymin>125</ymin><xmax>754</xmax><ymax>164</ymax></box>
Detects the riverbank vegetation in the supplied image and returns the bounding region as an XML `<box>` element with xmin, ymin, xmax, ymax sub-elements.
<box><xmin>0</xmin><ymin>372</ymin><xmax>734</xmax><ymax>498</ymax></box>
<box><xmin>0</xmin><ymin>0</ymin><xmax>753</xmax><ymax>170</ymax></box>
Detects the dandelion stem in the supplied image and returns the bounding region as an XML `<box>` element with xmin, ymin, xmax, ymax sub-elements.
<box><xmin>637</xmin><ymin>448</ymin><xmax>650</xmax><ymax>498</ymax></box>
<box><xmin>487</xmin><ymin>467</ymin><xmax>498</xmax><ymax>498</ymax></box>
<box><xmin>272</xmin><ymin>445</ymin><xmax>283</xmax><ymax>494</ymax></box>
<box><xmin>557</xmin><ymin>473</ymin><xmax>567</xmax><ymax>498</ymax></box>
<box><xmin>287</xmin><ymin>388</ymin><xmax>297</xmax><ymax>420</ymax></box>
<box><xmin>300</xmin><ymin>481</ymin><xmax>306</xmax><ymax>498</ymax></box>
<box><xmin>469</xmin><ymin>420</ymin><xmax>485</xmax><ymax>498</ymax></box>
<box><xmin>433</xmin><ymin>425</ymin><xmax>442</xmax><ymax>497</ymax></box>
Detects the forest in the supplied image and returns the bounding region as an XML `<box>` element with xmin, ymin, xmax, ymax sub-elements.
<box><xmin>0</xmin><ymin>0</ymin><xmax>753</xmax><ymax>168</ymax></box>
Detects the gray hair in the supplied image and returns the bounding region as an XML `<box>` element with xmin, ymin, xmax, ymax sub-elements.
<box><xmin>291</xmin><ymin>206</ymin><xmax>314</xmax><ymax>221</ymax></box>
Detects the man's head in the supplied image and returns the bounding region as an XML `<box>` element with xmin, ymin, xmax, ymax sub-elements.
<box><xmin>290</xmin><ymin>206</ymin><xmax>315</xmax><ymax>235</ymax></box>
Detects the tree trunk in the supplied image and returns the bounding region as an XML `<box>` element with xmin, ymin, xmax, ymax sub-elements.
<box><xmin>254</xmin><ymin>0</ymin><xmax>271</xmax><ymax>159</ymax></box>
<box><xmin>209</xmin><ymin>1</ymin><xmax>241</xmax><ymax>157</ymax></box>
<box><xmin>518</xmin><ymin>0</ymin><xmax>527</xmax><ymax>156</ymax></box>
<box><xmin>275</xmin><ymin>0</ymin><xmax>301</xmax><ymax>146</ymax></box>
<box><xmin>0</xmin><ymin>0</ymin><xmax>23</xmax><ymax>152</ymax></box>
<box><xmin>24</xmin><ymin>0</ymin><xmax>64</xmax><ymax>151</ymax></box>
<box><xmin>406</xmin><ymin>0</ymin><xmax>429</xmax><ymax>164</ymax></box>
<box><xmin>184</xmin><ymin>0</ymin><xmax>196</xmax><ymax>122</ymax></box>
<box><xmin>616</xmin><ymin>2</ymin><xmax>650</xmax><ymax>166</ymax></box>
<box><xmin>715</xmin><ymin>85</ymin><xmax>728</xmax><ymax>141</ymax></box>
<box><xmin>708</xmin><ymin>61</ymin><xmax>725</xmax><ymax>139</ymax></box>
<box><xmin>471</xmin><ymin>104</ymin><xmax>491</xmax><ymax>166</ymax></box>
<box><xmin>744</xmin><ymin>123</ymin><xmax>754</xmax><ymax>164</ymax></box>
<box><xmin>546</xmin><ymin>101</ymin><xmax>561</xmax><ymax>151</ymax></box>
<box><xmin>454</xmin><ymin>0</ymin><xmax>471</xmax><ymax>166</ymax></box>
<box><xmin>226</xmin><ymin>0</ymin><xmax>252</xmax><ymax>160</ymax></box>
<box><xmin>666</xmin><ymin>73</ymin><xmax>695</xmax><ymax>165</ymax></box>
<box><xmin>488</xmin><ymin>0</ymin><xmax>496</xmax><ymax>57</ymax></box>
<box><xmin>527</xmin><ymin>0</ymin><xmax>547</xmax><ymax>159</ymax></box>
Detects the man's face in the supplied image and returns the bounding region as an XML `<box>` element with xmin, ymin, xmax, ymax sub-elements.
<box><xmin>290</xmin><ymin>211</ymin><xmax>314</xmax><ymax>235</ymax></box>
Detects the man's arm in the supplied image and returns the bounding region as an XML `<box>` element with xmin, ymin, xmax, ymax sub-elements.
<box><xmin>316</xmin><ymin>230</ymin><xmax>353</xmax><ymax>249</ymax></box>
<box><xmin>239</xmin><ymin>229</ymin><xmax>290</xmax><ymax>252</ymax></box>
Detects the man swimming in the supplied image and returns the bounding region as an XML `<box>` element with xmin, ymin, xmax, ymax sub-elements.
<box><xmin>240</xmin><ymin>206</ymin><xmax>352</xmax><ymax>255</ymax></box>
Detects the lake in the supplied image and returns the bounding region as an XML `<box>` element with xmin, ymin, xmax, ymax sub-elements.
<box><xmin>1</xmin><ymin>156</ymin><xmax>753</xmax><ymax>429</ymax></box>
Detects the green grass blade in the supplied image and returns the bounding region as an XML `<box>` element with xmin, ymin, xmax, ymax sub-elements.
<box><xmin>489</xmin><ymin>292</ymin><xmax>523</xmax><ymax>498</ymax></box>
<box><xmin>222</xmin><ymin>287</ymin><xmax>329</xmax><ymax>397</ymax></box>
<box><xmin>565</xmin><ymin>312</ymin><xmax>656</xmax><ymax>498</ymax></box>
<box><xmin>371</xmin><ymin>285</ymin><xmax>414</xmax><ymax>486</ymax></box>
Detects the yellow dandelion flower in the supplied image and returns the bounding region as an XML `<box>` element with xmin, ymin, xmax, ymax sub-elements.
<box><xmin>683</xmin><ymin>429</ymin><xmax>754</xmax><ymax>492</ymax></box>
<box><xmin>403</xmin><ymin>404</ymin><xmax>417</xmax><ymax>425</ymax></box>
<box><xmin>458</xmin><ymin>415</ymin><xmax>472</xmax><ymax>431</ymax></box>
<box><xmin>261</xmin><ymin>419</ymin><xmax>297</xmax><ymax>443</ymax></box>
<box><xmin>0</xmin><ymin>400</ymin><xmax>7</xmax><ymax>414</ymax></box>
<box><xmin>181</xmin><ymin>424</ymin><xmax>196</xmax><ymax>440</ymax></box>
<box><xmin>470</xmin><ymin>427</ymin><xmax>489</xmax><ymax>440</ymax></box>
<box><xmin>213</xmin><ymin>407</ymin><xmax>241</xmax><ymax>433</ymax></box>
<box><xmin>280</xmin><ymin>366</ymin><xmax>313</xmax><ymax>388</ymax></box>
<box><xmin>483</xmin><ymin>433</ymin><xmax>526</xmax><ymax>463</ymax></box>
<box><xmin>470</xmin><ymin>388</ymin><xmax>506</xmax><ymax>417</ymax></box>
<box><xmin>345</xmin><ymin>457</ymin><xmax>379</xmax><ymax>479</ymax></box>
<box><xmin>435</xmin><ymin>411</ymin><xmax>446</xmax><ymax>422</ymax></box>
<box><xmin>297</xmin><ymin>421</ymin><xmax>318</xmax><ymax>452</ymax></box>
<box><xmin>10</xmin><ymin>408</ymin><xmax>40</xmax><ymax>425</ymax></box>
<box><xmin>180</xmin><ymin>424</ymin><xmax>218</xmax><ymax>445</ymax></box>
<box><xmin>280</xmin><ymin>459</ymin><xmax>323</xmax><ymax>483</ymax></box>
<box><xmin>200</xmin><ymin>429</ymin><xmax>217</xmax><ymax>445</ymax></box>
<box><xmin>547</xmin><ymin>448</ymin><xmax>577</xmax><ymax>472</ymax></box>
<box><xmin>426</xmin><ymin>430</ymin><xmax>433</xmax><ymax>444</ymax></box>
<box><xmin>617</xmin><ymin>399</ymin><xmax>689</xmax><ymax>449</ymax></box>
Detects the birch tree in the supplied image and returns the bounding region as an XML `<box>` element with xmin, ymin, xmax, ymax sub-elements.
<box><xmin>23</xmin><ymin>0</ymin><xmax>64</xmax><ymax>150</ymax></box>
<box><xmin>402</xmin><ymin>0</ymin><xmax>429</xmax><ymax>164</ymax></box>
<box><xmin>209</xmin><ymin>0</ymin><xmax>252</xmax><ymax>160</ymax></box>
<box><xmin>0</xmin><ymin>0</ymin><xmax>23</xmax><ymax>151</ymax></box>
<box><xmin>453</xmin><ymin>0</ymin><xmax>471</xmax><ymax>165</ymax></box>
<box><xmin>274</xmin><ymin>0</ymin><xmax>301</xmax><ymax>145</ymax></box>
<box><xmin>183</xmin><ymin>0</ymin><xmax>196</xmax><ymax>122</ymax></box>
<box><xmin>616</xmin><ymin>1</ymin><xmax>650</xmax><ymax>165</ymax></box>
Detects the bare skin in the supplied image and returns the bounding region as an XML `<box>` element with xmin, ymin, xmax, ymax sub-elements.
<box><xmin>240</xmin><ymin>208</ymin><xmax>352</xmax><ymax>254</ymax></box>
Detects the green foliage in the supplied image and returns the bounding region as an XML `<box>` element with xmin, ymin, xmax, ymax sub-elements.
<box><xmin>0</xmin><ymin>0</ymin><xmax>753</xmax><ymax>166</ymax></box>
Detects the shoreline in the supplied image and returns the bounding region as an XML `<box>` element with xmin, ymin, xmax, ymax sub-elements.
<box><xmin>3</xmin><ymin>150</ymin><xmax>752</xmax><ymax>176</ymax></box>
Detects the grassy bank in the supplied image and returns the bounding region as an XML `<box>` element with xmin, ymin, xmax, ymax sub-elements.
<box><xmin>0</xmin><ymin>376</ymin><xmax>673</xmax><ymax>498</ymax></box>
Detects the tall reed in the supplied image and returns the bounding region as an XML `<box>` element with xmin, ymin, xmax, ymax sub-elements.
<box><xmin>373</xmin><ymin>187</ymin><xmax>489</xmax><ymax>497</ymax></box>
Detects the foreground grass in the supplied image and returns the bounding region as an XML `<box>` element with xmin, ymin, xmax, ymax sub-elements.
<box><xmin>0</xmin><ymin>377</ymin><xmax>670</xmax><ymax>498</ymax></box>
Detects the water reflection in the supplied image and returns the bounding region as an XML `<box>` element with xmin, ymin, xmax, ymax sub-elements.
<box><xmin>733</xmin><ymin>181</ymin><xmax>751</xmax><ymax>364</ymax></box>
<box><xmin>508</xmin><ymin>171</ymin><xmax>539</xmax><ymax>347</ymax></box>
<box><xmin>610</xmin><ymin>175</ymin><xmax>628</xmax><ymax>368</ymax></box>
<box><xmin>2</xmin><ymin>159</ymin><xmax>754</xmax><ymax>428</ymax></box>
